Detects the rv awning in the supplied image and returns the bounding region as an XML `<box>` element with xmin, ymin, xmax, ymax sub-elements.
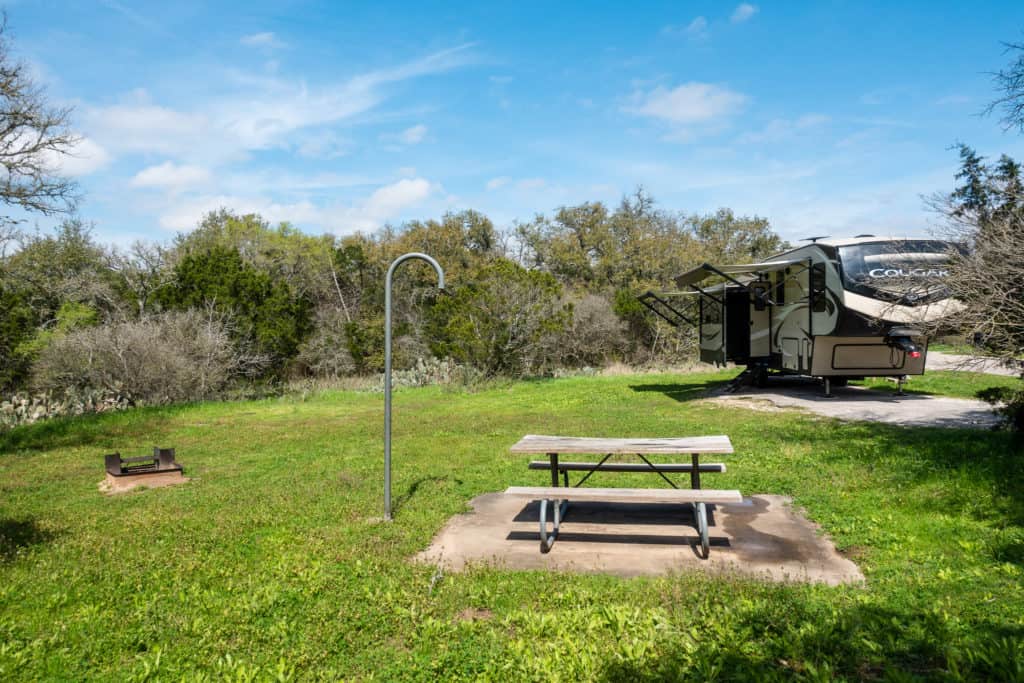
<box><xmin>673</xmin><ymin>260</ymin><xmax>804</xmax><ymax>289</ymax></box>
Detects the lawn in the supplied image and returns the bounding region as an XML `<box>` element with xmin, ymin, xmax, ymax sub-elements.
<box><xmin>1</xmin><ymin>371</ymin><xmax>1022</xmax><ymax>681</ymax></box>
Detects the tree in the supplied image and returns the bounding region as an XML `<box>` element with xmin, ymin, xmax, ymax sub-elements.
<box><xmin>427</xmin><ymin>259</ymin><xmax>569</xmax><ymax>376</ymax></box>
<box><xmin>0</xmin><ymin>17</ymin><xmax>80</xmax><ymax>227</ymax></box>
<box><xmin>987</xmin><ymin>42</ymin><xmax>1024</xmax><ymax>133</ymax></box>
<box><xmin>158</xmin><ymin>245</ymin><xmax>312</xmax><ymax>370</ymax></box>
<box><xmin>3</xmin><ymin>219</ymin><xmax>117</xmax><ymax>320</ymax></box>
<box><xmin>933</xmin><ymin>148</ymin><xmax>1024</xmax><ymax>430</ymax></box>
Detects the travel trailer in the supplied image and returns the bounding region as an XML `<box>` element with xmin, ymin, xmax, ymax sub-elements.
<box><xmin>639</xmin><ymin>236</ymin><xmax>960</xmax><ymax>394</ymax></box>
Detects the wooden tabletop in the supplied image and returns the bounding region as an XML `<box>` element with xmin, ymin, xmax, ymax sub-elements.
<box><xmin>508</xmin><ymin>434</ymin><xmax>733</xmax><ymax>455</ymax></box>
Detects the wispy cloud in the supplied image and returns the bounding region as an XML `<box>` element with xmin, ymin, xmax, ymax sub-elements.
<box><xmin>738</xmin><ymin>114</ymin><xmax>830</xmax><ymax>144</ymax></box>
<box><xmin>157</xmin><ymin>177</ymin><xmax>438</xmax><ymax>233</ymax></box>
<box><xmin>84</xmin><ymin>44</ymin><xmax>475</xmax><ymax>163</ymax></box>
<box><xmin>934</xmin><ymin>94</ymin><xmax>971</xmax><ymax>106</ymax></box>
<box><xmin>399</xmin><ymin>124</ymin><xmax>428</xmax><ymax>144</ymax></box>
<box><xmin>240</xmin><ymin>32</ymin><xmax>286</xmax><ymax>49</ymax></box>
<box><xmin>663</xmin><ymin>16</ymin><xmax>709</xmax><ymax>40</ymax></box>
<box><xmin>98</xmin><ymin>0</ymin><xmax>171</xmax><ymax>36</ymax></box>
<box><xmin>730</xmin><ymin>3</ymin><xmax>758</xmax><ymax>24</ymax></box>
<box><xmin>625</xmin><ymin>82</ymin><xmax>748</xmax><ymax>140</ymax></box>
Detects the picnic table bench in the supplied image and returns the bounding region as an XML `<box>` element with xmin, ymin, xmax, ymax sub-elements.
<box><xmin>506</xmin><ymin>435</ymin><xmax>741</xmax><ymax>558</ymax></box>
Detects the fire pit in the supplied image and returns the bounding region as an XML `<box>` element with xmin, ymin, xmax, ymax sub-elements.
<box><xmin>102</xmin><ymin>447</ymin><xmax>187</xmax><ymax>494</ymax></box>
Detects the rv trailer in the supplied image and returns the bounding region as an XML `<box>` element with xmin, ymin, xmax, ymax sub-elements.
<box><xmin>640</xmin><ymin>236</ymin><xmax>960</xmax><ymax>393</ymax></box>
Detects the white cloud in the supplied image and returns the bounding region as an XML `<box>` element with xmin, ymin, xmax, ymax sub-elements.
<box><xmin>730</xmin><ymin>3</ymin><xmax>758</xmax><ymax>23</ymax></box>
<box><xmin>84</xmin><ymin>96</ymin><xmax>209</xmax><ymax>156</ymax></box>
<box><xmin>158</xmin><ymin>195</ymin><xmax>325</xmax><ymax>231</ymax></box>
<box><xmin>362</xmin><ymin>178</ymin><xmax>433</xmax><ymax>218</ymax></box>
<box><xmin>626</xmin><ymin>82</ymin><xmax>748</xmax><ymax>125</ymax></box>
<box><xmin>486</xmin><ymin>176</ymin><xmax>510</xmax><ymax>191</ymax></box>
<box><xmin>44</xmin><ymin>136</ymin><xmax>111</xmax><ymax>176</ymax></box>
<box><xmin>241</xmin><ymin>32</ymin><xmax>285</xmax><ymax>49</ymax></box>
<box><xmin>131</xmin><ymin>162</ymin><xmax>212</xmax><ymax>191</ymax></box>
<box><xmin>399</xmin><ymin>124</ymin><xmax>428</xmax><ymax>144</ymax></box>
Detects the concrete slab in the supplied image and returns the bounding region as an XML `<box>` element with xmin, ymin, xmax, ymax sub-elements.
<box><xmin>415</xmin><ymin>492</ymin><xmax>864</xmax><ymax>585</ymax></box>
<box><xmin>707</xmin><ymin>379</ymin><xmax>1000</xmax><ymax>429</ymax></box>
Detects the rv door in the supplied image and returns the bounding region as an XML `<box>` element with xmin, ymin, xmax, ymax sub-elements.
<box><xmin>699</xmin><ymin>293</ymin><xmax>726</xmax><ymax>366</ymax></box>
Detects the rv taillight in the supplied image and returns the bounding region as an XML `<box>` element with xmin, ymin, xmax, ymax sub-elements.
<box><xmin>909</xmin><ymin>350</ymin><xmax>921</xmax><ymax>359</ymax></box>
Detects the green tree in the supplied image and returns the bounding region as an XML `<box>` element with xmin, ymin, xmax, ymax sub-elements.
<box><xmin>158</xmin><ymin>246</ymin><xmax>312</xmax><ymax>369</ymax></box>
<box><xmin>427</xmin><ymin>259</ymin><xmax>569</xmax><ymax>376</ymax></box>
<box><xmin>3</xmin><ymin>219</ymin><xmax>115</xmax><ymax>321</ymax></box>
<box><xmin>0</xmin><ymin>275</ymin><xmax>34</xmax><ymax>389</ymax></box>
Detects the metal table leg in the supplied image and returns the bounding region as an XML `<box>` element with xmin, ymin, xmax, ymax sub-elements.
<box><xmin>695</xmin><ymin>501</ymin><xmax>709</xmax><ymax>558</ymax></box>
<box><xmin>539</xmin><ymin>498</ymin><xmax>568</xmax><ymax>553</ymax></box>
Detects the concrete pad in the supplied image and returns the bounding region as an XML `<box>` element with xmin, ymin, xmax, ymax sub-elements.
<box><xmin>415</xmin><ymin>492</ymin><xmax>863</xmax><ymax>585</ymax></box>
<box><xmin>708</xmin><ymin>379</ymin><xmax>999</xmax><ymax>429</ymax></box>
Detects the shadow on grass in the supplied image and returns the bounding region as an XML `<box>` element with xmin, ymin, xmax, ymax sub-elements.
<box><xmin>393</xmin><ymin>475</ymin><xmax>461</xmax><ymax>516</ymax></box>
<box><xmin>0</xmin><ymin>518</ymin><xmax>59</xmax><ymax>563</ymax></box>
<box><xmin>798</xmin><ymin>418</ymin><xmax>1024</xmax><ymax>531</ymax></box>
<box><xmin>597</xmin><ymin>600</ymin><xmax>1024</xmax><ymax>681</ymax></box>
<box><xmin>0</xmin><ymin>405</ymin><xmax>178</xmax><ymax>454</ymax></box>
<box><xmin>629</xmin><ymin>379</ymin><xmax>734</xmax><ymax>403</ymax></box>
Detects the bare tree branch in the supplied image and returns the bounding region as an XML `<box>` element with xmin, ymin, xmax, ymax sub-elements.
<box><xmin>0</xmin><ymin>15</ymin><xmax>80</xmax><ymax>227</ymax></box>
<box><xmin>984</xmin><ymin>41</ymin><xmax>1024</xmax><ymax>133</ymax></box>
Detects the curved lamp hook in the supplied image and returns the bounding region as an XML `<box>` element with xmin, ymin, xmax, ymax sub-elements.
<box><xmin>384</xmin><ymin>253</ymin><xmax>445</xmax><ymax>521</ymax></box>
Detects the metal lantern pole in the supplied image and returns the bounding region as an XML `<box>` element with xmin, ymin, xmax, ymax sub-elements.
<box><xmin>384</xmin><ymin>252</ymin><xmax>445</xmax><ymax>521</ymax></box>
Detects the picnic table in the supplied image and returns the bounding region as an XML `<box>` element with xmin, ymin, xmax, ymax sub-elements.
<box><xmin>505</xmin><ymin>434</ymin><xmax>741</xmax><ymax>558</ymax></box>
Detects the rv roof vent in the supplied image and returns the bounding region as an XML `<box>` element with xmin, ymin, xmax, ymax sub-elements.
<box><xmin>854</xmin><ymin>233</ymin><xmax>875</xmax><ymax>238</ymax></box>
<box><xmin>802</xmin><ymin>235</ymin><xmax>830</xmax><ymax>243</ymax></box>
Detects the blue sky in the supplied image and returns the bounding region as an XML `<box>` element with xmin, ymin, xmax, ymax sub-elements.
<box><xmin>11</xmin><ymin>0</ymin><xmax>1024</xmax><ymax>245</ymax></box>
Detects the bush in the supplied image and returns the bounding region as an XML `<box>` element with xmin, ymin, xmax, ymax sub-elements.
<box><xmin>32</xmin><ymin>310</ymin><xmax>266</xmax><ymax>405</ymax></box>
<box><xmin>554</xmin><ymin>293</ymin><xmax>627</xmax><ymax>367</ymax></box>
<box><xmin>977</xmin><ymin>384</ymin><xmax>1024</xmax><ymax>431</ymax></box>
<box><xmin>378</xmin><ymin>356</ymin><xmax>485</xmax><ymax>390</ymax></box>
<box><xmin>295</xmin><ymin>308</ymin><xmax>356</xmax><ymax>378</ymax></box>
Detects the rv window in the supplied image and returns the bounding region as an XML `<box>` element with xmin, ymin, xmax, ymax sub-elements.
<box><xmin>837</xmin><ymin>240</ymin><xmax>955</xmax><ymax>305</ymax></box>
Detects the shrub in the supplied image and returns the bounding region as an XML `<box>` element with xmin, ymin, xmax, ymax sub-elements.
<box><xmin>977</xmin><ymin>383</ymin><xmax>1024</xmax><ymax>431</ymax></box>
<box><xmin>295</xmin><ymin>308</ymin><xmax>357</xmax><ymax>378</ymax></box>
<box><xmin>32</xmin><ymin>310</ymin><xmax>267</xmax><ymax>405</ymax></box>
<box><xmin>554</xmin><ymin>293</ymin><xmax>627</xmax><ymax>367</ymax></box>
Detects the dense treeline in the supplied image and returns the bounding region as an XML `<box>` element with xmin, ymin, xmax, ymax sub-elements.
<box><xmin>0</xmin><ymin>190</ymin><xmax>786</xmax><ymax>408</ymax></box>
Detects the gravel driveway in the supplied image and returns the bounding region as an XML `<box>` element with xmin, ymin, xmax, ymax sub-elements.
<box><xmin>709</xmin><ymin>377</ymin><xmax>1001</xmax><ymax>429</ymax></box>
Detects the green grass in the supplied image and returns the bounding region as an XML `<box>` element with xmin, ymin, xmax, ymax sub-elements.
<box><xmin>1</xmin><ymin>372</ymin><xmax>1023</xmax><ymax>681</ymax></box>
<box><xmin>852</xmin><ymin>370</ymin><xmax>1021</xmax><ymax>400</ymax></box>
